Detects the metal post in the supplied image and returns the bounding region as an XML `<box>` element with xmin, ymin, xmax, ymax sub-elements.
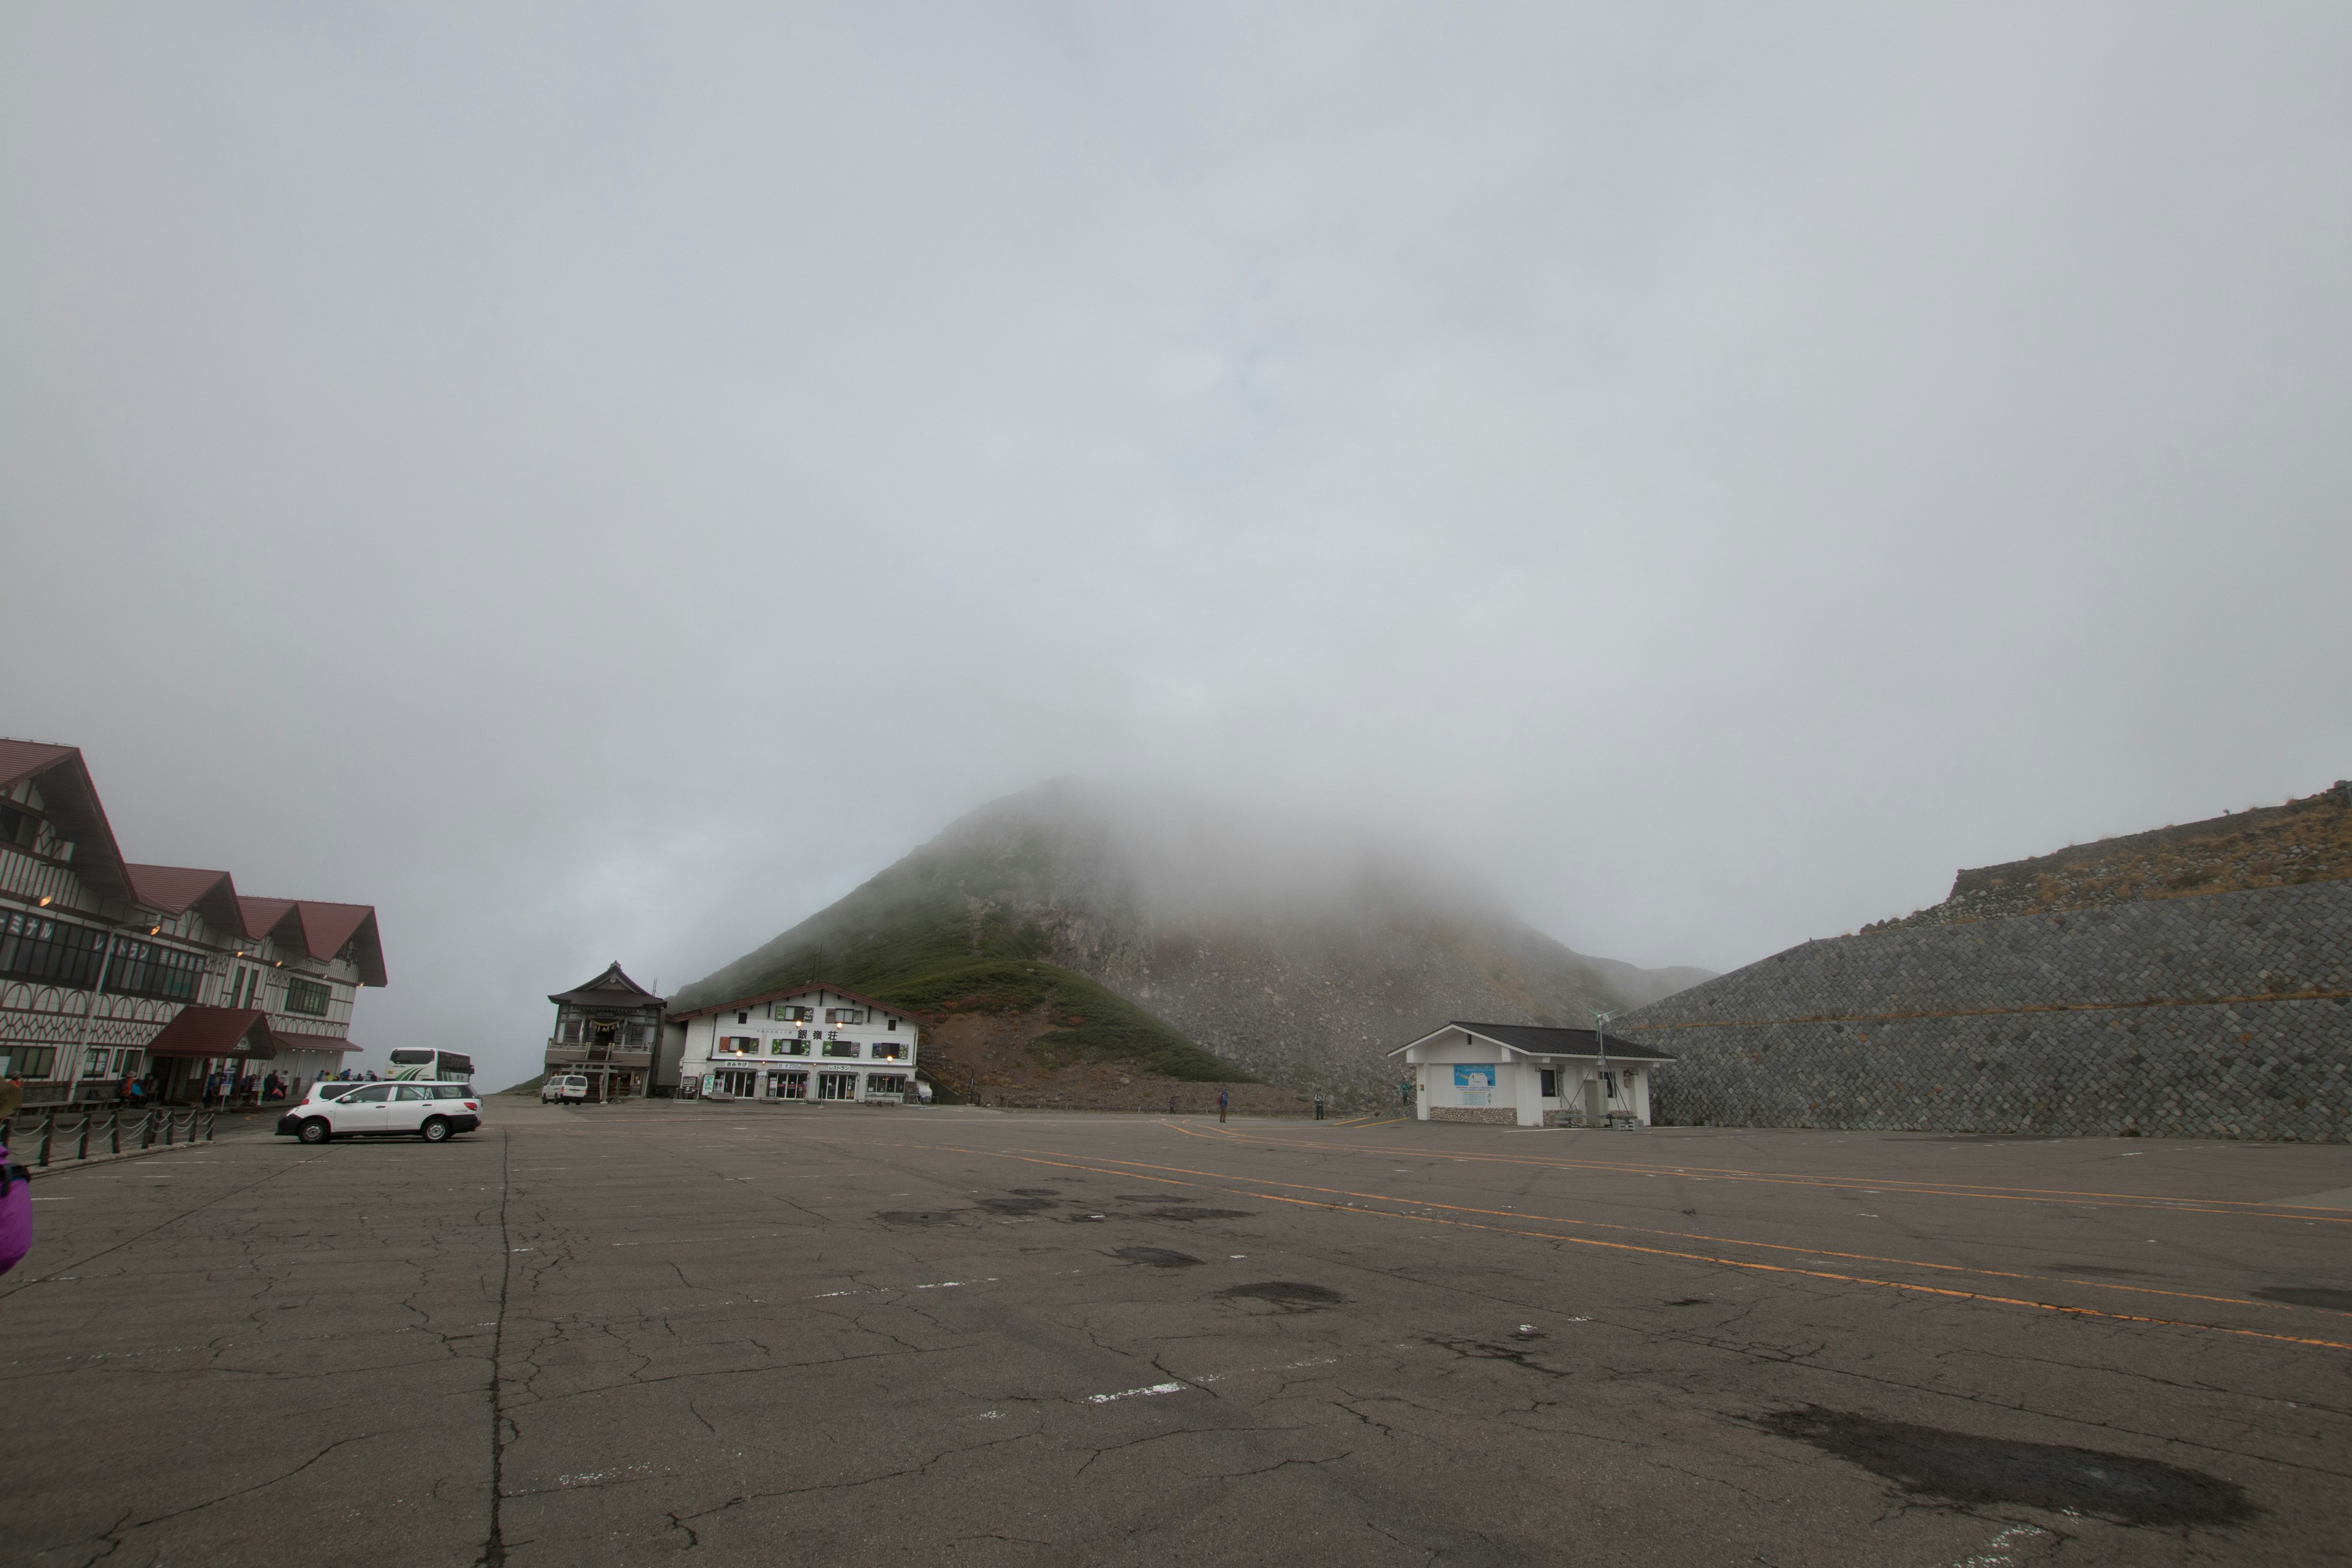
<box><xmin>76</xmin><ymin>1116</ymin><xmax>89</xmax><ymax>1161</ymax></box>
<box><xmin>165</xmin><ymin>1110</ymin><xmax>176</xmax><ymax>1147</ymax></box>
<box><xmin>109</xmin><ymin>1112</ymin><xmax>121</xmax><ymax>1155</ymax></box>
<box><xmin>203</xmin><ymin>1114</ymin><xmax>214</xmax><ymax>1143</ymax></box>
<box><xmin>39</xmin><ymin>1114</ymin><xmax>55</xmax><ymax>1167</ymax></box>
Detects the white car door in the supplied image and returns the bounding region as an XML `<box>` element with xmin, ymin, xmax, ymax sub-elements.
<box><xmin>333</xmin><ymin>1082</ymin><xmax>394</xmax><ymax>1133</ymax></box>
<box><xmin>386</xmin><ymin>1084</ymin><xmax>436</xmax><ymax>1134</ymax></box>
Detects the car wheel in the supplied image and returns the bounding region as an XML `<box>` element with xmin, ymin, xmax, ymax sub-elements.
<box><xmin>298</xmin><ymin>1118</ymin><xmax>332</xmax><ymax>1144</ymax></box>
<box><xmin>420</xmin><ymin>1117</ymin><xmax>451</xmax><ymax>1143</ymax></box>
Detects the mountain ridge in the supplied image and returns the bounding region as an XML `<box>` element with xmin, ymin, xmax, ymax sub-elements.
<box><xmin>679</xmin><ymin>780</ymin><xmax>1711</xmax><ymax>1103</ymax></box>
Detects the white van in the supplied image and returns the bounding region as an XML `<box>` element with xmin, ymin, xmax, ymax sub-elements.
<box><xmin>541</xmin><ymin>1074</ymin><xmax>590</xmax><ymax>1104</ymax></box>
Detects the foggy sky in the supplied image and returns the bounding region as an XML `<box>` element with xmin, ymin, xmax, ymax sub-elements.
<box><xmin>6</xmin><ymin>4</ymin><xmax>2348</xmax><ymax>1092</ymax></box>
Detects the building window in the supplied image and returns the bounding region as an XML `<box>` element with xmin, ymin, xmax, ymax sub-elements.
<box><xmin>822</xmin><ymin>1039</ymin><xmax>860</xmax><ymax>1058</ymax></box>
<box><xmin>1539</xmin><ymin>1069</ymin><xmax>1558</xmax><ymax>1098</ymax></box>
<box><xmin>285</xmin><ymin>976</ymin><xmax>333</xmax><ymax>1016</ymax></box>
<box><xmin>867</xmin><ymin>1074</ymin><xmax>907</xmax><ymax>1097</ymax></box>
<box><xmin>717</xmin><ymin>1035</ymin><xmax>760</xmax><ymax>1056</ymax></box>
<box><xmin>0</xmin><ymin>1046</ymin><xmax>58</xmax><ymax>1079</ymax></box>
<box><xmin>736</xmin><ymin>1011</ymin><xmax>750</xmax><ymax>1025</ymax></box>
<box><xmin>0</xmin><ymin>912</ymin><xmax>107</xmax><ymax>989</ymax></box>
<box><xmin>871</xmin><ymin>1039</ymin><xmax>905</xmax><ymax>1061</ymax></box>
<box><xmin>108</xmin><ymin>940</ymin><xmax>207</xmax><ymax>1003</ymax></box>
<box><xmin>827</xmin><ymin>1008</ymin><xmax>865</xmax><ymax>1025</ymax></box>
<box><xmin>774</xmin><ymin>1003</ymin><xmax>813</xmax><ymax>1022</ymax></box>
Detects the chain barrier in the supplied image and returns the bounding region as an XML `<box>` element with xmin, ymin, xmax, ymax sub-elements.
<box><xmin>0</xmin><ymin>1108</ymin><xmax>216</xmax><ymax>1168</ymax></box>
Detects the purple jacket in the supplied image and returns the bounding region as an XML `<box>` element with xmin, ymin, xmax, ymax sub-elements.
<box><xmin>0</xmin><ymin>1142</ymin><xmax>31</xmax><ymax>1276</ymax></box>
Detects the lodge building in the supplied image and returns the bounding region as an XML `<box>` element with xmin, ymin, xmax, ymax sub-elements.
<box><xmin>671</xmin><ymin>984</ymin><xmax>926</xmax><ymax>1103</ymax></box>
<box><xmin>1</xmin><ymin>740</ymin><xmax>385</xmax><ymax>1107</ymax></box>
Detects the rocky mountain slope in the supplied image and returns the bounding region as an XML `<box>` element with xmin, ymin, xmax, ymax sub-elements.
<box><xmin>677</xmin><ymin>780</ymin><xmax>1711</xmax><ymax>1105</ymax></box>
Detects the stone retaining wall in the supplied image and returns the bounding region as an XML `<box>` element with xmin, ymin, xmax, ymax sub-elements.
<box><xmin>1428</xmin><ymin>1106</ymin><xmax>1518</xmax><ymax>1126</ymax></box>
<box><xmin>1612</xmin><ymin>881</ymin><xmax>2352</xmax><ymax>1142</ymax></box>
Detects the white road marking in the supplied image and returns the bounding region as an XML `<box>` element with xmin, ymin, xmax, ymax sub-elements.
<box><xmin>1085</xmin><ymin>1381</ymin><xmax>1188</xmax><ymax>1404</ymax></box>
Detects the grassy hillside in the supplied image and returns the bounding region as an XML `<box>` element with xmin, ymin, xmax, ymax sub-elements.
<box><xmin>703</xmin><ymin>895</ymin><xmax>1249</xmax><ymax>1084</ymax></box>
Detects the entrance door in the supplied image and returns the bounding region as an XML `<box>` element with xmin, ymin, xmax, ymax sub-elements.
<box><xmin>816</xmin><ymin>1072</ymin><xmax>856</xmax><ymax>1102</ymax></box>
<box><xmin>767</xmin><ymin>1070</ymin><xmax>807</xmax><ymax>1101</ymax></box>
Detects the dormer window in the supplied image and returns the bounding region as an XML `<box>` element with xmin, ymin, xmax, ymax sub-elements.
<box><xmin>736</xmin><ymin>1011</ymin><xmax>750</xmax><ymax>1025</ymax></box>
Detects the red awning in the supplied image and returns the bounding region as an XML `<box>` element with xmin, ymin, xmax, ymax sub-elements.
<box><xmin>143</xmin><ymin>1006</ymin><xmax>282</xmax><ymax>1059</ymax></box>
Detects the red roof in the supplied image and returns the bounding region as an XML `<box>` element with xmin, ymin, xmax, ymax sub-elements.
<box><xmin>235</xmin><ymin>897</ymin><xmax>388</xmax><ymax>986</ymax></box>
<box><xmin>0</xmin><ymin>739</ymin><xmax>79</xmax><ymax>792</ymax></box>
<box><xmin>0</xmin><ymin>739</ymin><xmax>133</xmax><ymax>904</ymax></box>
<box><xmin>145</xmin><ymin>1007</ymin><xmax>281</xmax><ymax>1059</ymax></box>
<box><xmin>3</xmin><ymin>738</ymin><xmax>386</xmax><ymax>987</ymax></box>
<box><xmin>668</xmin><ymin>981</ymin><xmax>936</xmax><ymax>1026</ymax></box>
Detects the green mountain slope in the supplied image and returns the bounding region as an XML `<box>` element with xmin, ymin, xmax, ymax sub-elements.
<box><xmin>686</xmin><ymin>876</ymin><xmax>1247</xmax><ymax>1082</ymax></box>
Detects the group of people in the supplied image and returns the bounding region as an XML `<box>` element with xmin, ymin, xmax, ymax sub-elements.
<box><xmin>110</xmin><ymin>1067</ymin><xmax>347</xmax><ymax>1109</ymax></box>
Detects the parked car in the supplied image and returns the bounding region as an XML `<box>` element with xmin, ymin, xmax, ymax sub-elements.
<box><xmin>275</xmin><ymin>1081</ymin><xmax>482</xmax><ymax>1144</ymax></box>
<box><xmin>541</xmin><ymin>1074</ymin><xmax>590</xmax><ymax>1104</ymax></box>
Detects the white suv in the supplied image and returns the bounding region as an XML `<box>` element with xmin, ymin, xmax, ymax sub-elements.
<box><xmin>541</xmin><ymin>1074</ymin><xmax>590</xmax><ymax>1104</ymax></box>
<box><xmin>276</xmin><ymin>1082</ymin><xmax>483</xmax><ymax>1144</ymax></box>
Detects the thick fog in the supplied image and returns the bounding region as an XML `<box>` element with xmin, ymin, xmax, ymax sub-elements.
<box><xmin>6</xmin><ymin>5</ymin><xmax>2348</xmax><ymax>1090</ymax></box>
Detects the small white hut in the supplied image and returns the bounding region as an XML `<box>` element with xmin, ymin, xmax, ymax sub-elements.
<box><xmin>1389</xmin><ymin>1022</ymin><xmax>1672</xmax><ymax>1128</ymax></box>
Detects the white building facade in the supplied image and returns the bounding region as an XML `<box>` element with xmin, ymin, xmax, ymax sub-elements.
<box><xmin>1</xmin><ymin>740</ymin><xmax>384</xmax><ymax>1107</ymax></box>
<box><xmin>1391</xmin><ymin>1021</ymin><xmax>1671</xmax><ymax>1128</ymax></box>
<box><xmin>671</xmin><ymin>984</ymin><xmax>927</xmax><ymax>1104</ymax></box>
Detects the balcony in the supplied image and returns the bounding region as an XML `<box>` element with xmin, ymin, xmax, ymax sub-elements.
<box><xmin>545</xmin><ymin>1042</ymin><xmax>652</xmax><ymax>1068</ymax></box>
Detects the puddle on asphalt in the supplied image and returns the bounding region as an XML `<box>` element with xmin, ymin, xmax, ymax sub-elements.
<box><xmin>876</xmin><ymin>1210</ymin><xmax>967</xmax><ymax>1226</ymax></box>
<box><xmin>1142</xmin><ymin>1206</ymin><xmax>1254</xmax><ymax>1222</ymax></box>
<box><xmin>1221</xmin><ymin>1281</ymin><xmax>1343</xmax><ymax>1310</ymax></box>
<box><xmin>1009</xmin><ymin>1188</ymin><xmax>1061</xmax><ymax>1197</ymax></box>
<box><xmin>2250</xmin><ymin>1286</ymin><xmax>2352</xmax><ymax>1311</ymax></box>
<box><xmin>1113</xmin><ymin>1246</ymin><xmax>1203</xmax><ymax>1268</ymax></box>
<box><xmin>976</xmin><ymin>1196</ymin><xmax>1056</xmax><ymax>1214</ymax></box>
<box><xmin>1757</xmin><ymin>1406</ymin><xmax>2256</xmax><ymax>1528</ymax></box>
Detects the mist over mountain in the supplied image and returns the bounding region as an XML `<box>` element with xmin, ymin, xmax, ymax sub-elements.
<box><xmin>679</xmin><ymin>780</ymin><xmax>1711</xmax><ymax>1102</ymax></box>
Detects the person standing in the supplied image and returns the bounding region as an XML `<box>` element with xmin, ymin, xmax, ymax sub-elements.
<box><xmin>1218</xmin><ymin>1087</ymin><xmax>1229</xmax><ymax>1125</ymax></box>
<box><xmin>1313</xmin><ymin>1094</ymin><xmax>1324</xmax><ymax>1121</ymax></box>
<box><xmin>1168</xmin><ymin>1095</ymin><xmax>1178</xmax><ymax>1115</ymax></box>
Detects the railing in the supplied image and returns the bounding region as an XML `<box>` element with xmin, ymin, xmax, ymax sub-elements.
<box><xmin>0</xmin><ymin>1109</ymin><xmax>216</xmax><ymax>1166</ymax></box>
<box><xmin>543</xmin><ymin>1046</ymin><xmax>652</xmax><ymax>1067</ymax></box>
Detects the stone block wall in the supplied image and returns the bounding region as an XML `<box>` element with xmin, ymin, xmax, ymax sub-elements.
<box><xmin>1429</xmin><ymin>1106</ymin><xmax>1518</xmax><ymax>1126</ymax></box>
<box><xmin>1611</xmin><ymin>881</ymin><xmax>2352</xmax><ymax>1142</ymax></box>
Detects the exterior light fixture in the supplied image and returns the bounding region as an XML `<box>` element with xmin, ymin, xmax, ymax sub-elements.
<box><xmin>37</xmin><ymin>895</ymin><xmax>51</xmax><ymax>907</ymax></box>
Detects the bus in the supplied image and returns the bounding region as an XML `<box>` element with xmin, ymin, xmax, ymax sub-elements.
<box><xmin>386</xmin><ymin>1049</ymin><xmax>475</xmax><ymax>1087</ymax></box>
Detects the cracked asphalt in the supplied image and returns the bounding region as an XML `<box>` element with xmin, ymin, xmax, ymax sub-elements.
<box><xmin>6</xmin><ymin>1104</ymin><xmax>2350</xmax><ymax>1566</ymax></box>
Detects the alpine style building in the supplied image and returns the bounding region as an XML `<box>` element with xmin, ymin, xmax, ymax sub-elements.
<box><xmin>543</xmin><ymin>961</ymin><xmax>668</xmax><ymax>1101</ymax></box>
<box><xmin>1</xmin><ymin>740</ymin><xmax>385</xmax><ymax>1107</ymax></box>
<box><xmin>670</xmin><ymin>984</ymin><xmax>926</xmax><ymax>1103</ymax></box>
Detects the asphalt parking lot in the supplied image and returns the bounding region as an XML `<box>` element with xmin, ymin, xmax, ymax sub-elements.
<box><xmin>6</xmin><ymin>1102</ymin><xmax>2350</xmax><ymax>1567</ymax></box>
